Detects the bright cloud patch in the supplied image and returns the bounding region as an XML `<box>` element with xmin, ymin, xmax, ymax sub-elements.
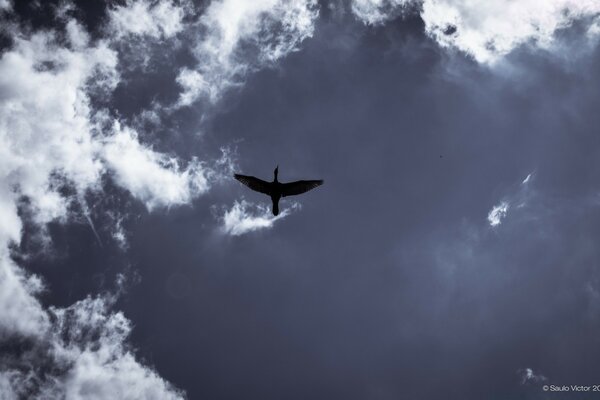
<box><xmin>0</xmin><ymin>22</ymin><xmax>112</xmax><ymax>227</ymax></box>
<box><xmin>103</xmin><ymin>123</ymin><xmax>209</xmax><ymax>210</ymax></box>
<box><xmin>108</xmin><ymin>0</ymin><xmax>185</xmax><ymax>39</ymax></box>
<box><xmin>221</xmin><ymin>200</ymin><xmax>298</xmax><ymax>236</ymax></box>
<box><xmin>421</xmin><ymin>0</ymin><xmax>600</xmax><ymax>63</ymax></box>
<box><xmin>0</xmin><ymin>257</ymin><xmax>48</xmax><ymax>337</ymax></box>
<box><xmin>487</xmin><ymin>201</ymin><xmax>509</xmax><ymax>227</ymax></box>
<box><xmin>0</xmin><ymin>17</ymin><xmax>209</xmax><ymax>227</ymax></box>
<box><xmin>351</xmin><ymin>0</ymin><xmax>413</xmax><ymax>25</ymax></box>
<box><xmin>1</xmin><ymin>295</ymin><xmax>183</xmax><ymax>399</ymax></box>
<box><xmin>351</xmin><ymin>0</ymin><xmax>600</xmax><ymax>63</ymax></box>
<box><xmin>518</xmin><ymin>367</ymin><xmax>547</xmax><ymax>384</ymax></box>
<box><xmin>176</xmin><ymin>0</ymin><xmax>319</xmax><ymax>105</ymax></box>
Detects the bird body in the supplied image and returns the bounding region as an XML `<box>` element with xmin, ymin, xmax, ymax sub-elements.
<box><xmin>234</xmin><ymin>166</ymin><xmax>323</xmax><ymax>216</ymax></box>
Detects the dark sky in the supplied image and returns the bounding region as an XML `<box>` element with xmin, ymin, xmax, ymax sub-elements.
<box><xmin>3</xmin><ymin>1</ymin><xmax>600</xmax><ymax>399</ymax></box>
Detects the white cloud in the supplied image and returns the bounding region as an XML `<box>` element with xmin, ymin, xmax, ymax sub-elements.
<box><xmin>0</xmin><ymin>0</ymin><xmax>11</xmax><ymax>11</ymax></box>
<box><xmin>487</xmin><ymin>201</ymin><xmax>509</xmax><ymax>227</ymax></box>
<box><xmin>1</xmin><ymin>295</ymin><xmax>184</xmax><ymax>399</ymax></box>
<box><xmin>175</xmin><ymin>68</ymin><xmax>215</xmax><ymax>106</ymax></box>
<box><xmin>0</xmin><ymin>14</ymin><xmax>215</xmax><ymax>221</ymax></box>
<box><xmin>176</xmin><ymin>0</ymin><xmax>319</xmax><ymax>105</ymax></box>
<box><xmin>102</xmin><ymin>122</ymin><xmax>209</xmax><ymax>210</ymax></box>
<box><xmin>421</xmin><ymin>0</ymin><xmax>600</xmax><ymax>63</ymax></box>
<box><xmin>49</xmin><ymin>297</ymin><xmax>183</xmax><ymax>400</ymax></box>
<box><xmin>351</xmin><ymin>0</ymin><xmax>600</xmax><ymax>63</ymax></box>
<box><xmin>0</xmin><ymin>12</ymin><xmax>217</xmax><ymax>398</ymax></box>
<box><xmin>518</xmin><ymin>367</ymin><xmax>547</xmax><ymax>384</ymax></box>
<box><xmin>0</xmin><ymin>255</ymin><xmax>48</xmax><ymax>337</ymax></box>
<box><xmin>351</xmin><ymin>0</ymin><xmax>413</xmax><ymax>25</ymax></box>
<box><xmin>113</xmin><ymin>222</ymin><xmax>128</xmax><ymax>250</ymax></box>
<box><xmin>0</xmin><ymin>11</ymin><xmax>281</xmax><ymax>385</ymax></box>
<box><xmin>0</xmin><ymin>24</ymin><xmax>113</xmax><ymax>226</ymax></box>
<box><xmin>522</xmin><ymin>173</ymin><xmax>533</xmax><ymax>185</ymax></box>
<box><xmin>220</xmin><ymin>200</ymin><xmax>298</xmax><ymax>236</ymax></box>
<box><xmin>485</xmin><ymin>174</ymin><xmax>542</xmax><ymax>228</ymax></box>
<box><xmin>108</xmin><ymin>0</ymin><xmax>185</xmax><ymax>39</ymax></box>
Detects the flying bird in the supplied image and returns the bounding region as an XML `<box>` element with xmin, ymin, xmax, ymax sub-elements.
<box><xmin>234</xmin><ymin>166</ymin><xmax>323</xmax><ymax>216</ymax></box>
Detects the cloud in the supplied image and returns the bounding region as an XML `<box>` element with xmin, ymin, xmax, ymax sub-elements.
<box><xmin>518</xmin><ymin>367</ymin><xmax>547</xmax><ymax>384</ymax></box>
<box><xmin>108</xmin><ymin>0</ymin><xmax>186</xmax><ymax>40</ymax></box>
<box><xmin>102</xmin><ymin>122</ymin><xmax>209</xmax><ymax>210</ymax></box>
<box><xmin>0</xmin><ymin>9</ymin><xmax>220</xmax><ymax>398</ymax></box>
<box><xmin>1</xmin><ymin>294</ymin><xmax>184</xmax><ymax>399</ymax></box>
<box><xmin>487</xmin><ymin>173</ymin><xmax>540</xmax><ymax>228</ymax></box>
<box><xmin>104</xmin><ymin>211</ymin><xmax>128</xmax><ymax>250</ymax></box>
<box><xmin>0</xmin><ymin>22</ymin><xmax>113</xmax><ymax>227</ymax></box>
<box><xmin>487</xmin><ymin>201</ymin><xmax>509</xmax><ymax>227</ymax></box>
<box><xmin>421</xmin><ymin>0</ymin><xmax>600</xmax><ymax>63</ymax></box>
<box><xmin>220</xmin><ymin>200</ymin><xmax>298</xmax><ymax>236</ymax></box>
<box><xmin>104</xmin><ymin>0</ymin><xmax>189</xmax><ymax>73</ymax></box>
<box><xmin>0</xmin><ymin>10</ymin><xmax>215</xmax><ymax>222</ymax></box>
<box><xmin>351</xmin><ymin>0</ymin><xmax>600</xmax><ymax>63</ymax></box>
<box><xmin>351</xmin><ymin>0</ymin><xmax>413</xmax><ymax>25</ymax></box>
<box><xmin>590</xmin><ymin>18</ymin><xmax>600</xmax><ymax>39</ymax></box>
<box><xmin>0</xmin><ymin>256</ymin><xmax>48</xmax><ymax>337</ymax></box>
<box><xmin>176</xmin><ymin>0</ymin><xmax>319</xmax><ymax>105</ymax></box>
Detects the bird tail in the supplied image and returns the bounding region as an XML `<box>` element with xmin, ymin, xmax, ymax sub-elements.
<box><xmin>272</xmin><ymin>198</ymin><xmax>279</xmax><ymax>216</ymax></box>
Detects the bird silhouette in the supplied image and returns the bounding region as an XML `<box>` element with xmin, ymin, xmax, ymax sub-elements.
<box><xmin>234</xmin><ymin>166</ymin><xmax>323</xmax><ymax>216</ymax></box>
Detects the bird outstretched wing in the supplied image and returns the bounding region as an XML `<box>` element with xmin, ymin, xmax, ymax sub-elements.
<box><xmin>234</xmin><ymin>174</ymin><xmax>271</xmax><ymax>195</ymax></box>
<box><xmin>281</xmin><ymin>180</ymin><xmax>323</xmax><ymax>197</ymax></box>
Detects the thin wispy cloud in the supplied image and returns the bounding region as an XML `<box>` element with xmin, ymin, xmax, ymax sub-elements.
<box><xmin>487</xmin><ymin>173</ymin><xmax>539</xmax><ymax>228</ymax></box>
<box><xmin>518</xmin><ymin>367</ymin><xmax>547</xmax><ymax>384</ymax></box>
<box><xmin>220</xmin><ymin>200</ymin><xmax>299</xmax><ymax>236</ymax></box>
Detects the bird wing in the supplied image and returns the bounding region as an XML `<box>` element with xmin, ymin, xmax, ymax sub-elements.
<box><xmin>234</xmin><ymin>174</ymin><xmax>271</xmax><ymax>195</ymax></box>
<box><xmin>281</xmin><ymin>180</ymin><xmax>323</xmax><ymax>197</ymax></box>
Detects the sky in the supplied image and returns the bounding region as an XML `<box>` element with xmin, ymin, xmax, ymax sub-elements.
<box><xmin>1</xmin><ymin>0</ymin><xmax>600</xmax><ymax>399</ymax></box>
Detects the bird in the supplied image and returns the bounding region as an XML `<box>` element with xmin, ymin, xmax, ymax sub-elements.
<box><xmin>234</xmin><ymin>166</ymin><xmax>323</xmax><ymax>216</ymax></box>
